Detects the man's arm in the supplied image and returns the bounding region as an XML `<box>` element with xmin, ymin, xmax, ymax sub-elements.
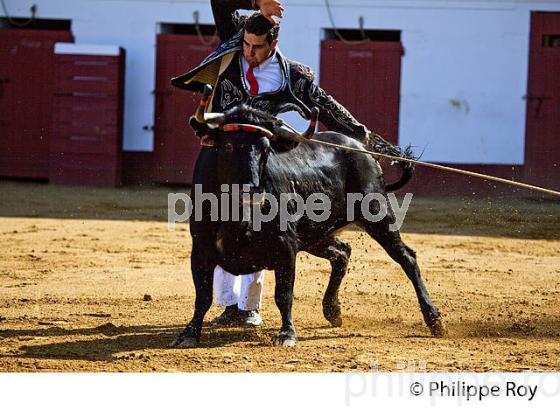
<box><xmin>255</xmin><ymin>0</ymin><xmax>284</xmax><ymax>24</ymax></box>
<box><xmin>297</xmin><ymin>78</ymin><xmax>407</xmax><ymax>155</ymax></box>
<box><xmin>211</xmin><ymin>0</ymin><xmax>284</xmax><ymax>43</ymax></box>
<box><xmin>297</xmin><ymin>79</ymin><xmax>369</xmax><ymax>142</ymax></box>
<box><xmin>211</xmin><ymin>0</ymin><xmax>255</xmax><ymax>43</ymax></box>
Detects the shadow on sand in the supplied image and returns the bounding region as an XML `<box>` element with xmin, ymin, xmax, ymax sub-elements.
<box><xmin>3</xmin><ymin>317</ymin><xmax>559</xmax><ymax>362</ymax></box>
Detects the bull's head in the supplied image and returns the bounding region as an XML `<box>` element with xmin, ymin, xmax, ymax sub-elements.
<box><xmin>191</xmin><ymin>85</ymin><xmax>319</xmax><ymax>207</ymax></box>
<box><xmin>217</xmin><ymin>130</ymin><xmax>271</xmax><ymax>207</ymax></box>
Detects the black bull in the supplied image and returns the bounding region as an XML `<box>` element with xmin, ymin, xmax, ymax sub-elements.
<box><xmin>171</xmin><ymin>107</ymin><xmax>446</xmax><ymax>348</ymax></box>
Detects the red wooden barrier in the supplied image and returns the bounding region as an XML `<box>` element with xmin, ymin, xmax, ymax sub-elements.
<box><xmin>0</xmin><ymin>29</ymin><xmax>73</xmax><ymax>179</ymax></box>
<box><xmin>153</xmin><ymin>34</ymin><xmax>217</xmax><ymax>184</ymax></box>
<box><xmin>320</xmin><ymin>40</ymin><xmax>403</xmax><ymax>145</ymax></box>
<box><xmin>320</xmin><ymin>40</ymin><xmax>403</xmax><ymax>186</ymax></box>
<box><xmin>50</xmin><ymin>44</ymin><xmax>125</xmax><ymax>186</ymax></box>
<box><xmin>524</xmin><ymin>12</ymin><xmax>560</xmax><ymax>191</ymax></box>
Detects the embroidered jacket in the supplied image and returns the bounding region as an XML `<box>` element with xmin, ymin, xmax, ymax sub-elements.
<box><xmin>171</xmin><ymin>0</ymin><xmax>369</xmax><ymax>141</ymax></box>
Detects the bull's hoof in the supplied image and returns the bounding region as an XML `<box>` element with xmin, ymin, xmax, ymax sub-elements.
<box><xmin>323</xmin><ymin>309</ymin><xmax>342</xmax><ymax>327</ymax></box>
<box><xmin>429</xmin><ymin>318</ymin><xmax>447</xmax><ymax>337</ymax></box>
<box><xmin>272</xmin><ymin>331</ymin><xmax>297</xmax><ymax>348</ymax></box>
<box><xmin>282</xmin><ymin>338</ymin><xmax>297</xmax><ymax>348</ymax></box>
<box><xmin>169</xmin><ymin>333</ymin><xmax>199</xmax><ymax>348</ymax></box>
<box><xmin>323</xmin><ymin>303</ymin><xmax>342</xmax><ymax>327</ymax></box>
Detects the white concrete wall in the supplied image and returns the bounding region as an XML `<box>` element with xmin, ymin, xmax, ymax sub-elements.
<box><xmin>2</xmin><ymin>0</ymin><xmax>560</xmax><ymax>163</ymax></box>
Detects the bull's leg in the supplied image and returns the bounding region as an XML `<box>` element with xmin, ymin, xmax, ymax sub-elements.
<box><xmin>272</xmin><ymin>255</ymin><xmax>297</xmax><ymax>347</ymax></box>
<box><xmin>359</xmin><ymin>212</ymin><xmax>446</xmax><ymax>337</ymax></box>
<box><xmin>170</xmin><ymin>247</ymin><xmax>215</xmax><ymax>347</ymax></box>
<box><xmin>306</xmin><ymin>236</ymin><xmax>351</xmax><ymax>327</ymax></box>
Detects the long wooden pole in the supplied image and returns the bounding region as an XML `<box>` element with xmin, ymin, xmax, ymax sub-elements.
<box><xmin>297</xmin><ymin>137</ymin><xmax>560</xmax><ymax>198</ymax></box>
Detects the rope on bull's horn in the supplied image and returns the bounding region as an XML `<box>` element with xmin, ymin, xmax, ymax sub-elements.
<box><xmin>291</xmin><ymin>135</ymin><xmax>560</xmax><ymax>198</ymax></box>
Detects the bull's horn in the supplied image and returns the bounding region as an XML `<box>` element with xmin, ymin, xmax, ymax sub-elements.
<box><xmin>204</xmin><ymin>112</ymin><xmax>226</xmax><ymax>126</ymax></box>
<box><xmin>272</xmin><ymin>125</ymin><xmax>303</xmax><ymax>142</ymax></box>
<box><xmin>195</xmin><ymin>85</ymin><xmax>214</xmax><ymax>123</ymax></box>
<box><xmin>301</xmin><ymin>107</ymin><xmax>319</xmax><ymax>139</ymax></box>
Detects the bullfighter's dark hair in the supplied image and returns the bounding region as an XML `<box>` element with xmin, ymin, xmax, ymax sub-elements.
<box><xmin>244</xmin><ymin>13</ymin><xmax>280</xmax><ymax>44</ymax></box>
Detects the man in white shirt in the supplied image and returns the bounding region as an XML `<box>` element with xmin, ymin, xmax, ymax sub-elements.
<box><xmin>241</xmin><ymin>48</ymin><xmax>283</xmax><ymax>94</ymax></box>
<box><xmin>210</xmin><ymin>2</ymin><xmax>284</xmax><ymax>327</ymax></box>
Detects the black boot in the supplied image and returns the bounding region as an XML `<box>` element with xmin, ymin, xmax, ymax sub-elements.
<box><xmin>237</xmin><ymin>309</ymin><xmax>263</xmax><ymax>327</ymax></box>
<box><xmin>210</xmin><ymin>304</ymin><xmax>239</xmax><ymax>326</ymax></box>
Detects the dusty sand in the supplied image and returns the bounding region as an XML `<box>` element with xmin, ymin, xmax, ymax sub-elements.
<box><xmin>0</xmin><ymin>181</ymin><xmax>559</xmax><ymax>372</ymax></box>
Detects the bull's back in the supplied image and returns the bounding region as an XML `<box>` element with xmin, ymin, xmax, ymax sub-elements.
<box><xmin>265</xmin><ymin>132</ymin><xmax>383</xmax><ymax>248</ymax></box>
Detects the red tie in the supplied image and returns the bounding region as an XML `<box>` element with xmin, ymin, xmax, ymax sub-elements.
<box><xmin>246</xmin><ymin>66</ymin><xmax>259</xmax><ymax>96</ymax></box>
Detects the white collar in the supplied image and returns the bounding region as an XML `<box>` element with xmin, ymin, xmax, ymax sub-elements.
<box><xmin>242</xmin><ymin>50</ymin><xmax>278</xmax><ymax>71</ymax></box>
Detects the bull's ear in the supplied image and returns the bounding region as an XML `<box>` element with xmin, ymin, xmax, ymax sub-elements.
<box><xmin>189</xmin><ymin>116</ymin><xmax>215</xmax><ymax>145</ymax></box>
<box><xmin>189</xmin><ymin>116</ymin><xmax>205</xmax><ymax>133</ymax></box>
<box><xmin>200</xmin><ymin>134</ymin><xmax>217</xmax><ymax>147</ymax></box>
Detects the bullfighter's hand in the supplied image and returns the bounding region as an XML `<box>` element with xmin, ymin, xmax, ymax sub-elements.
<box><xmin>256</xmin><ymin>0</ymin><xmax>284</xmax><ymax>24</ymax></box>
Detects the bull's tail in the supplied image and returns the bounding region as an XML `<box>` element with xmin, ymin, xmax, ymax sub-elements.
<box><xmin>367</xmin><ymin>133</ymin><xmax>416</xmax><ymax>192</ymax></box>
<box><xmin>384</xmin><ymin>145</ymin><xmax>415</xmax><ymax>192</ymax></box>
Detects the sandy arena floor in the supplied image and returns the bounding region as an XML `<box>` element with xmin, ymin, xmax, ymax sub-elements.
<box><xmin>0</xmin><ymin>181</ymin><xmax>559</xmax><ymax>372</ymax></box>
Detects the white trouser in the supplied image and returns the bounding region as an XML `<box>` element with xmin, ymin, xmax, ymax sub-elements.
<box><xmin>213</xmin><ymin>265</ymin><xmax>265</xmax><ymax>311</ymax></box>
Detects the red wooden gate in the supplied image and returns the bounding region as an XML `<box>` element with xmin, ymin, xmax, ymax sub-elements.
<box><xmin>153</xmin><ymin>34</ymin><xmax>218</xmax><ymax>184</ymax></box>
<box><xmin>320</xmin><ymin>40</ymin><xmax>403</xmax><ymax>145</ymax></box>
<box><xmin>50</xmin><ymin>45</ymin><xmax>125</xmax><ymax>186</ymax></box>
<box><xmin>0</xmin><ymin>29</ymin><xmax>73</xmax><ymax>178</ymax></box>
<box><xmin>525</xmin><ymin>12</ymin><xmax>560</xmax><ymax>190</ymax></box>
